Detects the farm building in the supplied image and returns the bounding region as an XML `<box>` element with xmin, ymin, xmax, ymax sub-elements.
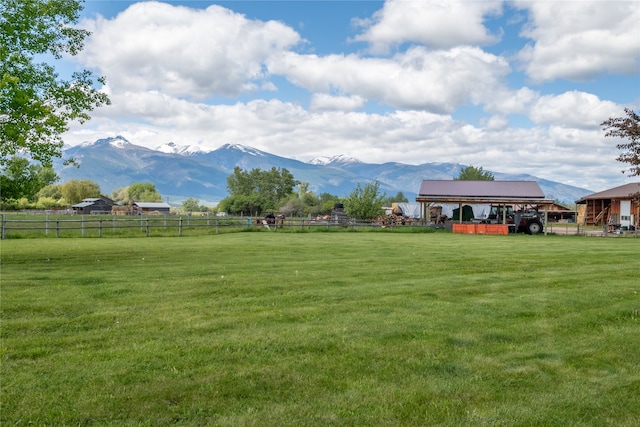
<box><xmin>416</xmin><ymin>180</ymin><xmax>553</xmax><ymax>220</ymax></box>
<box><xmin>576</xmin><ymin>182</ymin><xmax>640</xmax><ymax>230</ymax></box>
<box><xmin>71</xmin><ymin>196</ymin><xmax>114</xmax><ymax>214</ymax></box>
<box><xmin>415</xmin><ymin>180</ymin><xmax>554</xmax><ymax>234</ymax></box>
<box><xmin>546</xmin><ymin>202</ymin><xmax>576</xmax><ymax>223</ymax></box>
<box><xmin>132</xmin><ymin>202</ymin><xmax>172</xmax><ymax>215</ymax></box>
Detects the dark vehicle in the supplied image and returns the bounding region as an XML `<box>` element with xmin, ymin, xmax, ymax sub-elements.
<box><xmin>485</xmin><ymin>205</ymin><xmax>544</xmax><ymax>235</ymax></box>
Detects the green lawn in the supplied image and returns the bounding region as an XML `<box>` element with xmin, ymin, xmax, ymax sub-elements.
<box><xmin>1</xmin><ymin>233</ymin><xmax>639</xmax><ymax>426</ymax></box>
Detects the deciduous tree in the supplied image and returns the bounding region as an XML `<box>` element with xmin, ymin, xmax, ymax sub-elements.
<box><xmin>601</xmin><ymin>108</ymin><xmax>640</xmax><ymax>177</ymax></box>
<box><xmin>61</xmin><ymin>178</ymin><xmax>100</xmax><ymax>204</ymax></box>
<box><xmin>455</xmin><ymin>165</ymin><xmax>494</xmax><ymax>181</ymax></box>
<box><xmin>0</xmin><ymin>0</ymin><xmax>110</xmax><ymax>166</ymax></box>
<box><xmin>344</xmin><ymin>181</ymin><xmax>386</xmax><ymax>220</ymax></box>
<box><xmin>319</xmin><ymin>192</ymin><xmax>342</xmax><ymax>214</ymax></box>
<box><xmin>127</xmin><ymin>182</ymin><xmax>162</xmax><ymax>202</ymax></box>
<box><xmin>37</xmin><ymin>183</ymin><xmax>63</xmax><ymax>201</ymax></box>
<box><xmin>0</xmin><ymin>156</ymin><xmax>58</xmax><ymax>201</ymax></box>
<box><xmin>181</xmin><ymin>198</ymin><xmax>200</xmax><ymax>212</ymax></box>
<box><xmin>220</xmin><ymin>167</ymin><xmax>297</xmax><ymax>215</ymax></box>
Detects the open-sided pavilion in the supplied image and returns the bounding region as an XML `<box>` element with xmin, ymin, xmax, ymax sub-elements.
<box><xmin>415</xmin><ymin>180</ymin><xmax>554</xmax><ymax>225</ymax></box>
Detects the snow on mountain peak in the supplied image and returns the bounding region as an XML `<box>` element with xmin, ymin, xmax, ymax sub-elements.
<box><xmin>81</xmin><ymin>135</ymin><xmax>130</xmax><ymax>148</ymax></box>
<box><xmin>309</xmin><ymin>154</ymin><xmax>361</xmax><ymax>166</ymax></box>
<box><xmin>156</xmin><ymin>142</ymin><xmax>179</xmax><ymax>153</ymax></box>
<box><xmin>156</xmin><ymin>142</ymin><xmax>206</xmax><ymax>155</ymax></box>
<box><xmin>109</xmin><ymin>137</ymin><xmax>130</xmax><ymax>149</ymax></box>
<box><xmin>220</xmin><ymin>143</ymin><xmax>265</xmax><ymax>157</ymax></box>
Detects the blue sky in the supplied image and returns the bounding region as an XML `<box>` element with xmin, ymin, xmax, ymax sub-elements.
<box><xmin>63</xmin><ymin>0</ymin><xmax>640</xmax><ymax>191</ymax></box>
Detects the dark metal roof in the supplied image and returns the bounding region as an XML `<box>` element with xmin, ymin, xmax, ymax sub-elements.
<box><xmin>418</xmin><ymin>180</ymin><xmax>544</xmax><ymax>197</ymax></box>
<box><xmin>72</xmin><ymin>201</ymin><xmax>93</xmax><ymax>208</ymax></box>
<box><xmin>415</xmin><ymin>180</ymin><xmax>553</xmax><ymax>205</ymax></box>
<box><xmin>133</xmin><ymin>202</ymin><xmax>171</xmax><ymax>209</ymax></box>
<box><xmin>576</xmin><ymin>182</ymin><xmax>640</xmax><ymax>203</ymax></box>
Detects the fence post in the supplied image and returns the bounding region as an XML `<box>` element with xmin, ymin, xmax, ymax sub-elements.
<box><xmin>99</xmin><ymin>219</ymin><xmax>103</xmax><ymax>238</ymax></box>
<box><xmin>146</xmin><ymin>218</ymin><xmax>149</xmax><ymax>237</ymax></box>
<box><xmin>216</xmin><ymin>218</ymin><xmax>219</xmax><ymax>234</ymax></box>
<box><xmin>46</xmin><ymin>214</ymin><xmax>49</xmax><ymax>236</ymax></box>
<box><xmin>82</xmin><ymin>215</ymin><xmax>85</xmax><ymax>237</ymax></box>
<box><xmin>56</xmin><ymin>220</ymin><xmax>60</xmax><ymax>238</ymax></box>
<box><xmin>1</xmin><ymin>214</ymin><xmax>5</xmax><ymax>239</ymax></box>
<box><xmin>179</xmin><ymin>217</ymin><xmax>183</xmax><ymax>236</ymax></box>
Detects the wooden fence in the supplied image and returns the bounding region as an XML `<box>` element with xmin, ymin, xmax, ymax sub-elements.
<box><xmin>0</xmin><ymin>214</ymin><xmax>422</xmax><ymax>239</ymax></box>
<box><xmin>2</xmin><ymin>213</ymin><xmax>635</xmax><ymax>239</ymax></box>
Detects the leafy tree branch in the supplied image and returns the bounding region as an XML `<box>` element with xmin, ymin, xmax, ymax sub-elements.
<box><xmin>601</xmin><ymin>108</ymin><xmax>640</xmax><ymax>177</ymax></box>
<box><xmin>1</xmin><ymin>0</ymin><xmax>110</xmax><ymax>166</ymax></box>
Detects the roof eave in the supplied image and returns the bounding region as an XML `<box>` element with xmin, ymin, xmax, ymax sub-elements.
<box><xmin>416</xmin><ymin>197</ymin><xmax>554</xmax><ymax>205</ymax></box>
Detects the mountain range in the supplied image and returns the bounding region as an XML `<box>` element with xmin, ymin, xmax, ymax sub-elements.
<box><xmin>54</xmin><ymin>136</ymin><xmax>593</xmax><ymax>206</ymax></box>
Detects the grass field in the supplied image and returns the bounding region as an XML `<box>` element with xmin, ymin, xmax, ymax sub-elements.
<box><xmin>1</xmin><ymin>232</ymin><xmax>639</xmax><ymax>426</ymax></box>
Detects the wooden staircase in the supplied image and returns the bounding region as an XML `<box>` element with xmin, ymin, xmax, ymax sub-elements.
<box><xmin>591</xmin><ymin>205</ymin><xmax>609</xmax><ymax>225</ymax></box>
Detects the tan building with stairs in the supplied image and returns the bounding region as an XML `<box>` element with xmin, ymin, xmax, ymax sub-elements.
<box><xmin>576</xmin><ymin>182</ymin><xmax>640</xmax><ymax>230</ymax></box>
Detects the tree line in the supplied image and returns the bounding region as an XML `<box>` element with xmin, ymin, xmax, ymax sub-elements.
<box><xmin>0</xmin><ymin>160</ymin><xmax>409</xmax><ymax>220</ymax></box>
<box><xmin>0</xmin><ymin>159</ymin><xmax>632</xmax><ymax>219</ymax></box>
<box><xmin>0</xmin><ymin>166</ymin><xmax>164</xmax><ymax>210</ymax></box>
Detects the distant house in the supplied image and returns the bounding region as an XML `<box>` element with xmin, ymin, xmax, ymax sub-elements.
<box><xmin>71</xmin><ymin>196</ymin><xmax>114</xmax><ymax>214</ymax></box>
<box><xmin>132</xmin><ymin>202</ymin><xmax>172</xmax><ymax>215</ymax></box>
<box><xmin>576</xmin><ymin>182</ymin><xmax>640</xmax><ymax>229</ymax></box>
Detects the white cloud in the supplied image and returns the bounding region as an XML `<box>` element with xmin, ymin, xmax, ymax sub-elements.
<box><xmin>80</xmin><ymin>1</ymin><xmax>300</xmax><ymax>98</ymax></box>
<box><xmin>310</xmin><ymin>94</ymin><xmax>367</xmax><ymax>112</ymax></box>
<box><xmin>515</xmin><ymin>0</ymin><xmax>640</xmax><ymax>82</ymax></box>
<box><xmin>352</xmin><ymin>0</ymin><xmax>503</xmax><ymax>53</ymax></box>
<box><xmin>483</xmin><ymin>86</ymin><xmax>540</xmax><ymax>116</ymax></box>
<box><xmin>482</xmin><ymin>115</ymin><xmax>509</xmax><ymax>130</ymax></box>
<box><xmin>270</xmin><ymin>46</ymin><xmax>510</xmax><ymax>113</ymax></box>
<box><xmin>529</xmin><ymin>91</ymin><xmax>621</xmax><ymax>129</ymax></box>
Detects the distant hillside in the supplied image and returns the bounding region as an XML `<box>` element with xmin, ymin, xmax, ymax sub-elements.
<box><xmin>55</xmin><ymin>137</ymin><xmax>593</xmax><ymax>205</ymax></box>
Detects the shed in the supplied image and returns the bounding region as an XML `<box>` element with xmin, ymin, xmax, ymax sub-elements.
<box><xmin>415</xmin><ymin>180</ymin><xmax>553</xmax><ymax>225</ymax></box>
<box><xmin>71</xmin><ymin>196</ymin><xmax>114</xmax><ymax>214</ymax></box>
<box><xmin>576</xmin><ymin>182</ymin><xmax>639</xmax><ymax>229</ymax></box>
<box><xmin>546</xmin><ymin>202</ymin><xmax>576</xmax><ymax>223</ymax></box>
<box><xmin>133</xmin><ymin>202</ymin><xmax>172</xmax><ymax>215</ymax></box>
